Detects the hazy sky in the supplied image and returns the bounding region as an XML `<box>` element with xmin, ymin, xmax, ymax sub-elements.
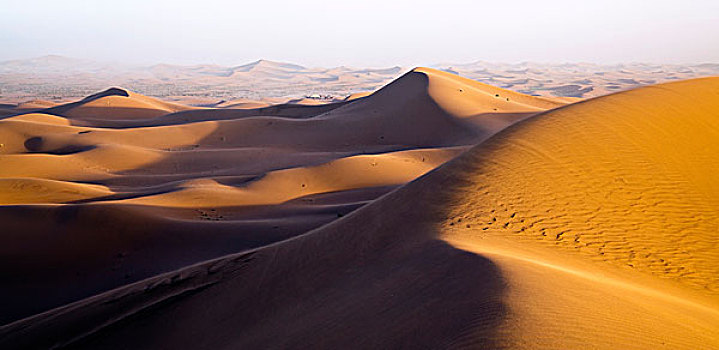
<box><xmin>1</xmin><ymin>0</ymin><xmax>718</xmax><ymax>66</ymax></box>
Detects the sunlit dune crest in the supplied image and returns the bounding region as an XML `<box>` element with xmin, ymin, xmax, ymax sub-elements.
<box><xmin>0</xmin><ymin>68</ymin><xmax>558</xmax><ymax>326</ymax></box>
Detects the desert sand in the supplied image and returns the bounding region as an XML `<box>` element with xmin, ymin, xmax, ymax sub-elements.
<box><xmin>1</xmin><ymin>68</ymin><xmax>718</xmax><ymax>349</ymax></box>
<box><xmin>0</xmin><ymin>67</ymin><xmax>560</xmax><ymax>326</ymax></box>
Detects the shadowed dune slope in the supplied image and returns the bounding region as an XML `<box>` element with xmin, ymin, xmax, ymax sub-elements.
<box><xmin>1</xmin><ymin>79</ymin><xmax>717</xmax><ymax>348</ymax></box>
<box><xmin>0</xmin><ymin>68</ymin><xmax>561</xmax><ymax>325</ymax></box>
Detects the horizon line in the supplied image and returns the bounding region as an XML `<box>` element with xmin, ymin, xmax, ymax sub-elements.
<box><xmin>3</xmin><ymin>54</ymin><xmax>719</xmax><ymax>69</ymax></box>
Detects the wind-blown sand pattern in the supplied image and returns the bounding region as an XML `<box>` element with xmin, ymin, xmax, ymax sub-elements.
<box><xmin>1</xmin><ymin>69</ymin><xmax>718</xmax><ymax>349</ymax></box>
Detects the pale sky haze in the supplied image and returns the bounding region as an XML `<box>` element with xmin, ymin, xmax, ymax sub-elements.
<box><xmin>1</xmin><ymin>0</ymin><xmax>718</xmax><ymax>66</ymax></box>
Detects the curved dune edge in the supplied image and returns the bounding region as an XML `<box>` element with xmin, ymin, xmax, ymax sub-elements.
<box><xmin>0</xmin><ymin>68</ymin><xmax>565</xmax><ymax>325</ymax></box>
<box><xmin>0</xmin><ymin>67</ymin><xmax>556</xmax><ymax>204</ymax></box>
<box><xmin>414</xmin><ymin>67</ymin><xmax>563</xmax><ymax>117</ymax></box>
<box><xmin>115</xmin><ymin>147</ymin><xmax>464</xmax><ymax>208</ymax></box>
<box><xmin>3</xmin><ymin>112</ymin><xmax>72</xmax><ymax>126</ymax></box>
<box><xmin>438</xmin><ymin>77</ymin><xmax>719</xmax><ymax>295</ymax></box>
<box><xmin>52</xmin><ymin>88</ymin><xmax>197</xmax><ymax>120</ymax></box>
<box><xmin>0</xmin><ymin>178</ymin><xmax>112</xmax><ymax>205</ymax></box>
<box><xmin>1</xmin><ymin>78</ymin><xmax>717</xmax><ymax>348</ymax></box>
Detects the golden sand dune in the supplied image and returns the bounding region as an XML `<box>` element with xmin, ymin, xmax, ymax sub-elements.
<box><xmin>0</xmin><ymin>68</ymin><xmax>559</xmax><ymax>325</ymax></box>
<box><xmin>0</xmin><ymin>178</ymin><xmax>112</xmax><ymax>205</ymax></box>
<box><xmin>46</xmin><ymin>87</ymin><xmax>196</xmax><ymax>121</ymax></box>
<box><xmin>3</xmin><ymin>71</ymin><xmax>717</xmax><ymax>349</ymax></box>
<box><xmin>441</xmin><ymin>77</ymin><xmax>719</xmax><ymax>295</ymax></box>
<box><xmin>118</xmin><ymin>147</ymin><xmax>463</xmax><ymax>208</ymax></box>
<box><xmin>2</xmin><ymin>76</ymin><xmax>716</xmax><ymax>349</ymax></box>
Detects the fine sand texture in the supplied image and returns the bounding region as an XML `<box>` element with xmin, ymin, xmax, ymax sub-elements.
<box><xmin>0</xmin><ymin>68</ymin><xmax>560</xmax><ymax>325</ymax></box>
<box><xmin>0</xmin><ymin>74</ymin><xmax>717</xmax><ymax>349</ymax></box>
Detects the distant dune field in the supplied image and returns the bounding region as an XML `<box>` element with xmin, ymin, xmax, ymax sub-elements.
<box><xmin>2</xmin><ymin>56</ymin><xmax>718</xmax><ymax>104</ymax></box>
<box><xmin>0</xmin><ymin>68</ymin><xmax>718</xmax><ymax>349</ymax></box>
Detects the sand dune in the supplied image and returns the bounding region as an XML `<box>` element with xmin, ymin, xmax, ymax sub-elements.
<box><xmin>117</xmin><ymin>147</ymin><xmax>463</xmax><ymax>207</ymax></box>
<box><xmin>0</xmin><ymin>178</ymin><xmax>112</xmax><ymax>205</ymax></box>
<box><xmin>0</xmin><ymin>68</ymin><xmax>559</xmax><ymax>325</ymax></box>
<box><xmin>45</xmin><ymin>87</ymin><xmax>196</xmax><ymax>121</ymax></box>
<box><xmin>2</xmin><ymin>76</ymin><xmax>716</xmax><ymax>349</ymax></box>
<box><xmin>1</xmin><ymin>71</ymin><xmax>717</xmax><ymax>349</ymax></box>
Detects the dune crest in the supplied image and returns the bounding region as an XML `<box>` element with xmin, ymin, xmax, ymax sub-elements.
<box><xmin>43</xmin><ymin>87</ymin><xmax>196</xmax><ymax>121</ymax></box>
<box><xmin>0</xmin><ymin>68</ymin><xmax>562</xmax><ymax>326</ymax></box>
